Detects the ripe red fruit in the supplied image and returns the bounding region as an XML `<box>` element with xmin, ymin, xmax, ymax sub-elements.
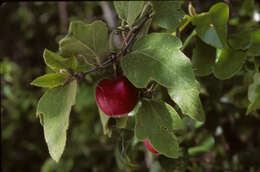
<box><xmin>95</xmin><ymin>76</ymin><xmax>139</xmax><ymax>117</ymax></box>
<box><xmin>144</xmin><ymin>139</ymin><xmax>159</xmax><ymax>154</ymax></box>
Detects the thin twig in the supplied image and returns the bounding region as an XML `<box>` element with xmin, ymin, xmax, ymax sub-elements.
<box><xmin>77</xmin><ymin>55</ymin><xmax>97</xmax><ymax>67</ymax></box>
<box><xmin>83</xmin><ymin>58</ymin><xmax>114</xmax><ymax>75</ymax></box>
<box><xmin>75</xmin><ymin>11</ymin><xmax>152</xmax><ymax>80</ymax></box>
<box><xmin>120</xmin><ymin>13</ymin><xmax>151</xmax><ymax>56</ymax></box>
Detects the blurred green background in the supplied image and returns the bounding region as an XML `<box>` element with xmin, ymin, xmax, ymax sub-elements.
<box><xmin>1</xmin><ymin>1</ymin><xmax>260</xmax><ymax>172</ymax></box>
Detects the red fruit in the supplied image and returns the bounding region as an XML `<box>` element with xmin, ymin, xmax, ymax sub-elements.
<box><xmin>95</xmin><ymin>76</ymin><xmax>139</xmax><ymax>117</ymax></box>
<box><xmin>144</xmin><ymin>139</ymin><xmax>159</xmax><ymax>154</ymax></box>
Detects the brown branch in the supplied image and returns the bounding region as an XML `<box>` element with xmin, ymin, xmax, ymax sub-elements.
<box><xmin>120</xmin><ymin>13</ymin><xmax>151</xmax><ymax>56</ymax></box>
<box><xmin>74</xmin><ymin>11</ymin><xmax>152</xmax><ymax>80</ymax></box>
<box><xmin>74</xmin><ymin>57</ymin><xmax>115</xmax><ymax>80</ymax></box>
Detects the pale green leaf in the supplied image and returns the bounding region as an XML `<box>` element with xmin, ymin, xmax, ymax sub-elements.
<box><xmin>114</xmin><ymin>1</ymin><xmax>145</xmax><ymax>26</ymax></box>
<box><xmin>192</xmin><ymin>2</ymin><xmax>229</xmax><ymax>49</ymax></box>
<box><xmin>36</xmin><ymin>80</ymin><xmax>77</xmax><ymax>162</ymax></box>
<box><xmin>247</xmin><ymin>73</ymin><xmax>260</xmax><ymax>114</ymax></box>
<box><xmin>43</xmin><ymin>49</ymin><xmax>77</xmax><ymax>71</ymax></box>
<box><xmin>59</xmin><ymin>20</ymin><xmax>109</xmax><ymax>65</ymax></box>
<box><xmin>121</xmin><ymin>33</ymin><xmax>205</xmax><ymax>122</ymax></box>
<box><xmin>152</xmin><ymin>0</ymin><xmax>185</xmax><ymax>30</ymax></box>
<box><xmin>213</xmin><ymin>48</ymin><xmax>246</xmax><ymax>79</ymax></box>
<box><xmin>116</xmin><ymin>102</ymin><xmax>142</xmax><ymax>131</ymax></box>
<box><xmin>135</xmin><ymin>100</ymin><xmax>182</xmax><ymax>158</ymax></box>
<box><xmin>116</xmin><ymin>116</ymin><xmax>128</xmax><ymax>129</ymax></box>
<box><xmin>98</xmin><ymin>107</ymin><xmax>112</xmax><ymax>137</ymax></box>
<box><xmin>31</xmin><ymin>73</ymin><xmax>68</xmax><ymax>88</ymax></box>
<box><xmin>192</xmin><ymin>37</ymin><xmax>216</xmax><ymax>76</ymax></box>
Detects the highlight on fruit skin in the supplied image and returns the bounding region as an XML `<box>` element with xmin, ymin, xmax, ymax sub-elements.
<box><xmin>95</xmin><ymin>76</ymin><xmax>139</xmax><ymax>118</ymax></box>
<box><xmin>144</xmin><ymin>139</ymin><xmax>159</xmax><ymax>154</ymax></box>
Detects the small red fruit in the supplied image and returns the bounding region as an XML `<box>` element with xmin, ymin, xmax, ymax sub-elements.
<box><xmin>144</xmin><ymin>139</ymin><xmax>159</xmax><ymax>154</ymax></box>
<box><xmin>95</xmin><ymin>76</ymin><xmax>139</xmax><ymax>117</ymax></box>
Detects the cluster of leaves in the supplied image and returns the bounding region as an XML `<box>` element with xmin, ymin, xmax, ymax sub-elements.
<box><xmin>30</xmin><ymin>1</ymin><xmax>260</xmax><ymax>166</ymax></box>
<box><xmin>2</xmin><ymin>2</ymin><xmax>117</xmax><ymax>172</ymax></box>
<box><xmin>190</xmin><ymin>2</ymin><xmax>260</xmax><ymax>113</ymax></box>
<box><xmin>2</xmin><ymin>1</ymin><xmax>260</xmax><ymax>171</ymax></box>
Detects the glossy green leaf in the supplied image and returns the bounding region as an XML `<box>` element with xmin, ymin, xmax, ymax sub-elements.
<box><xmin>192</xmin><ymin>37</ymin><xmax>216</xmax><ymax>76</ymax></box>
<box><xmin>98</xmin><ymin>107</ymin><xmax>112</xmax><ymax>137</ymax></box>
<box><xmin>43</xmin><ymin>49</ymin><xmax>77</xmax><ymax>71</ymax></box>
<box><xmin>114</xmin><ymin>1</ymin><xmax>145</xmax><ymax>26</ymax></box>
<box><xmin>168</xmin><ymin>82</ymin><xmax>205</xmax><ymax>122</ymax></box>
<box><xmin>213</xmin><ymin>48</ymin><xmax>246</xmax><ymax>79</ymax></box>
<box><xmin>59</xmin><ymin>20</ymin><xmax>109</xmax><ymax>65</ymax></box>
<box><xmin>121</xmin><ymin>33</ymin><xmax>191</xmax><ymax>88</ymax></box>
<box><xmin>31</xmin><ymin>73</ymin><xmax>68</xmax><ymax>88</ymax></box>
<box><xmin>121</xmin><ymin>33</ymin><xmax>205</xmax><ymax>122</ymax></box>
<box><xmin>247</xmin><ymin>73</ymin><xmax>260</xmax><ymax>114</ymax></box>
<box><xmin>248</xmin><ymin>29</ymin><xmax>260</xmax><ymax>56</ymax></box>
<box><xmin>152</xmin><ymin>0</ymin><xmax>185</xmax><ymax>30</ymax></box>
<box><xmin>135</xmin><ymin>100</ymin><xmax>182</xmax><ymax>158</ymax></box>
<box><xmin>192</xmin><ymin>2</ymin><xmax>229</xmax><ymax>49</ymax></box>
<box><xmin>36</xmin><ymin>80</ymin><xmax>77</xmax><ymax>162</ymax></box>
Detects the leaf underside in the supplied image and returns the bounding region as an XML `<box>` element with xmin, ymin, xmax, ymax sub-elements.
<box><xmin>36</xmin><ymin>80</ymin><xmax>77</xmax><ymax>162</ymax></box>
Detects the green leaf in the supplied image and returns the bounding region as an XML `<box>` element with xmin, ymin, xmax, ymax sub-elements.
<box><xmin>135</xmin><ymin>100</ymin><xmax>182</xmax><ymax>158</ymax></box>
<box><xmin>192</xmin><ymin>2</ymin><xmax>229</xmax><ymax>49</ymax></box>
<box><xmin>121</xmin><ymin>33</ymin><xmax>205</xmax><ymax>122</ymax></box>
<box><xmin>152</xmin><ymin>0</ymin><xmax>185</xmax><ymax>30</ymax></box>
<box><xmin>36</xmin><ymin>80</ymin><xmax>77</xmax><ymax>162</ymax></box>
<box><xmin>239</xmin><ymin>0</ymin><xmax>255</xmax><ymax>17</ymax></box>
<box><xmin>121</xmin><ymin>33</ymin><xmax>189</xmax><ymax>88</ymax></box>
<box><xmin>114</xmin><ymin>1</ymin><xmax>145</xmax><ymax>26</ymax></box>
<box><xmin>31</xmin><ymin>73</ymin><xmax>68</xmax><ymax>88</ymax></box>
<box><xmin>228</xmin><ymin>30</ymin><xmax>252</xmax><ymax>50</ymax></box>
<box><xmin>192</xmin><ymin>37</ymin><xmax>216</xmax><ymax>76</ymax></box>
<box><xmin>168</xmin><ymin>82</ymin><xmax>205</xmax><ymax>122</ymax></box>
<box><xmin>248</xmin><ymin>29</ymin><xmax>260</xmax><ymax>56</ymax></box>
<box><xmin>43</xmin><ymin>49</ymin><xmax>77</xmax><ymax>71</ymax></box>
<box><xmin>116</xmin><ymin>116</ymin><xmax>128</xmax><ymax>129</ymax></box>
<box><xmin>247</xmin><ymin>73</ymin><xmax>260</xmax><ymax>114</ymax></box>
<box><xmin>136</xmin><ymin>18</ymin><xmax>152</xmax><ymax>39</ymax></box>
<box><xmin>213</xmin><ymin>48</ymin><xmax>246</xmax><ymax>79</ymax></box>
<box><xmin>98</xmin><ymin>107</ymin><xmax>112</xmax><ymax>137</ymax></box>
<box><xmin>59</xmin><ymin>20</ymin><xmax>109</xmax><ymax>65</ymax></box>
<box><xmin>188</xmin><ymin>134</ymin><xmax>215</xmax><ymax>156</ymax></box>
